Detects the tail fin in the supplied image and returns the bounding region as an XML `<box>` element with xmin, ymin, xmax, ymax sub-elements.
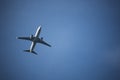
<box><xmin>24</xmin><ymin>50</ymin><xmax>37</xmax><ymax>55</ymax></box>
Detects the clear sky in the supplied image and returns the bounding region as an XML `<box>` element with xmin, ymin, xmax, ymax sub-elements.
<box><xmin>0</xmin><ymin>0</ymin><xmax>120</xmax><ymax>80</ymax></box>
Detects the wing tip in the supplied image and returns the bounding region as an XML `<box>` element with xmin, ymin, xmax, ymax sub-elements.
<box><xmin>49</xmin><ymin>45</ymin><xmax>52</xmax><ymax>47</ymax></box>
<box><xmin>16</xmin><ymin>37</ymin><xmax>19</xmax><ymax>39</ymax></box>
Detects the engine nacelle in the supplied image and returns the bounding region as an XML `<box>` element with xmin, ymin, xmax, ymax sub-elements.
<box><xmin>41</xmin><ymin>37</ymin><xmax>43</xmax><ymax>40</ymax></box>
<box><xmin>30</xmin><ymin>35</ymin><xmax>33</xmax><ymax>39</ymax></box>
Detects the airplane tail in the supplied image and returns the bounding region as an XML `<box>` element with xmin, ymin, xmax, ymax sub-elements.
<box><xmin>24</xmin><ymin>50</ymin><xmax>37</xmax><ymax>55</ymax></box>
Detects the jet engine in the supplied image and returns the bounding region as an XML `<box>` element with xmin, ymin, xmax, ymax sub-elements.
<box><xmin>41</xmin><ymin>37</ymin><xmax>43</xmax><ymax>40</ymax></box>
<box><xmin>30</xmin><ymin>35</ymin><xmax>33</xmax><ymax>39</ymax></box>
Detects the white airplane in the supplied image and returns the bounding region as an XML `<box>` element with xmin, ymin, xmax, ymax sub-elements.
<box><xmin>17</xmin><ymin>26</ymin><xmax>51</xmax><ymax>55</ymax></box>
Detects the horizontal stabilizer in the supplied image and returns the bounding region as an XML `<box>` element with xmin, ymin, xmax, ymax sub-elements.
<box><xmin>24</xmin><ymin>50</ymin><xmax>37</xmax><ymax>55</ymax></box>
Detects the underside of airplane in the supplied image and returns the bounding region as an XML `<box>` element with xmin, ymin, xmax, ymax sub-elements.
<box><xmin>17</xmin><ymin>26</ymin><xmax>51</xmax><ymax>55</ymax></box>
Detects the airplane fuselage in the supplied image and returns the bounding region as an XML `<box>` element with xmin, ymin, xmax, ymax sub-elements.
<box><xmin>30</xmin><ymin>37</ymin><xmax>43</xmax><ymax>43</ymax></box>
<box><xmin>29</xmin><ymin>37</ymin><xmax>43</xmax><ymax>52</ymax></box>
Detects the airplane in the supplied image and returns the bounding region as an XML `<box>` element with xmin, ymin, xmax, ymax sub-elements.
<box><xmin>17</xmin><ymin>26</ymin><xmax>51</xmax><ymax>55</ymax></box>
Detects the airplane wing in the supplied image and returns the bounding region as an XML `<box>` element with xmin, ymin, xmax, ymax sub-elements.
<box><xmin>39</xmin><ymin>40</ymin><xmax>51</xmax><ymax>47</ymax></box>
<box><xmin>17</xmin><ymin>37</ymin><xmax>31</xmax><ymax>41</ymax></box>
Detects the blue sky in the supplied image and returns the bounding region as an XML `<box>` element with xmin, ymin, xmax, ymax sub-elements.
<box><xmin>0</xmin><ymin>0</ymin><xmax>120</xmax><ymax>80</ymax></box>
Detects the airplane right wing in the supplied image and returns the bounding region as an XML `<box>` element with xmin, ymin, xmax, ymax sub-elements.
<box><xmin>17</xmin><ymin>37</ymin><xmax>31</xmax><ymax>41</ymax></box>
<box><xmin>40</xmin><ymin>40</ymin><xmax>52</xmax><ymax>47</ymax></box>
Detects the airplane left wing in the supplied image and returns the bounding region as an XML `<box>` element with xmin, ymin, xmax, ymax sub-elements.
<box><xmin>17</xmin><ymin>37</ymin><xmax>31</xmax><ymax>41</ymax></box>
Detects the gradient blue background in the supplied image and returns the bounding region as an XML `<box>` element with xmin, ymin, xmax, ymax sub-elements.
<box><xmin>0</xmin><ymin>0</ymin><xmax>120</xmax><ymax>80</ymax></box>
